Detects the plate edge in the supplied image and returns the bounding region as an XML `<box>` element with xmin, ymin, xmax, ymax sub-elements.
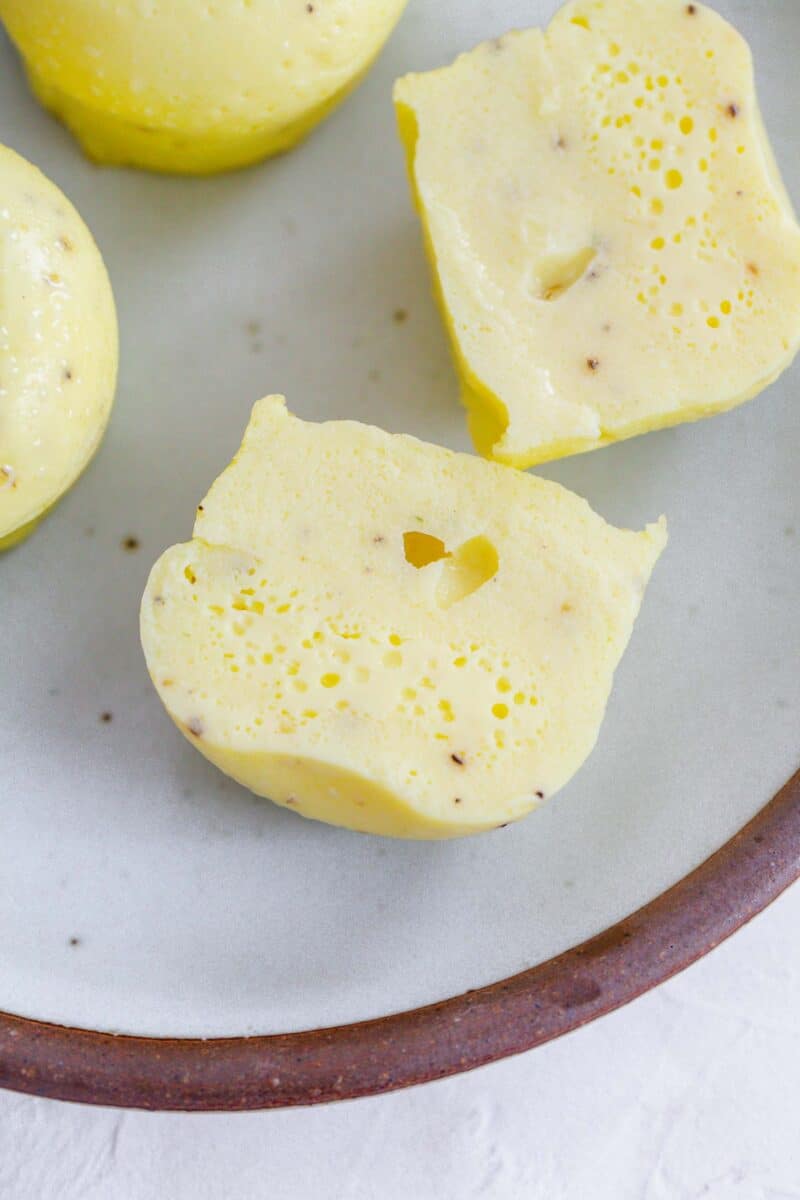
<box><xmin>1</xmin><ymin>766</ymin><xmax>798</xmax><ymax>1111</ymax></box>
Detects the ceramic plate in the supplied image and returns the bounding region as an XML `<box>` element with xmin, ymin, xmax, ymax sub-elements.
<box><xmin>1</xmin><ymin>0</ymin><xmax>798</xmax><ymax>1110</ymax></box>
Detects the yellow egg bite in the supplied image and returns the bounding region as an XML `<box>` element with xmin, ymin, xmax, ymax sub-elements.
<box><xmin>395</xmin><ymin>0</ymin><xmax>800</xmax><ymax>467</ymax></box>
<box><xmin>141</xmin><ymin>397</ymin><xmax>666</xmax><ymax>839</ymax></box>
<box><xmin>0</xmin><ymin>145</ymin><xmax>117</xmax><ymax>551</ymax></box>
<box><xmin>0</xmin><ymin>0</ymin><xmax>408</xmax><ymax>175</ymax></box>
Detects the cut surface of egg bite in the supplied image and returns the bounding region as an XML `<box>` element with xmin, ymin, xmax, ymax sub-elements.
<box><xmin>395</xmin><ymin>0</ymin><xmax>800</xmax><ymax>466</ymax></box>
<box><xmin>141</xmin><ymin>398</ymin><xmax>666</xmax><ymax>839</ymax></box>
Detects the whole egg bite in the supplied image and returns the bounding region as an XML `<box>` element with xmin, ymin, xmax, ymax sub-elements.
<box><xmin>0</xmin><ymin>0</ymin><xmax>409</xmax><ymax>174</ymax></box>
<box><xmin>0</xmin><ymin>145</ymin><xmax>117</xmax><ymax>551</ymax></box>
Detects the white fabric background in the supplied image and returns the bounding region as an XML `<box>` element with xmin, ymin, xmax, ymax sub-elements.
<box><xmin>1</xmin><ymin>880</ymin><xmax>797</xmax><ymax>1200</ymax></box>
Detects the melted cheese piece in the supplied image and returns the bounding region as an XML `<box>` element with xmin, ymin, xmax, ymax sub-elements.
<box><xmin>0</xmin><ymin>145</ymin><xmax>118</xmax><ymax>550</ymax></box>
<box><xmin>395</xmin><ymin>0</ymin><xmax>800</xmax><ymax>467</ymax></box>
<box><xmin>141</xmin><ymin>397</ymin><xmax>666</xmax><ymax>839</ymax></box>
<box><xmin>0</xmin><ymin>0</ymin><xmax>408</xmax><ymax>175</ymax></box>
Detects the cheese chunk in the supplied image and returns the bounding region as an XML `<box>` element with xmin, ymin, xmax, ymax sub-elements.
<box><xmin>395</xmin><ymin>0</ymin><xmax>800</xmax><ymax>467</ymax></box>
<box><xmin>0</xmin><ymin>145</ymin><xmax>118</xmax><ymax>550</ymax></box>
<box><xmin>141</xmin><ymin>398</ymin><xmax>666</xmax><ymax>839</ymax></box>
<box><xmin>0</xmin><ymin>0</ymin><xmax>408</xmax><ymax>175</ymax></box>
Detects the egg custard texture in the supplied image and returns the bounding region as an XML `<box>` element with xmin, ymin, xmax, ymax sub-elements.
<box><xmin>394</xmin><ymin>0</ymin><xmax>800</xmax><ymax>468</ymax></box>
<box><xmin>0</xmin><ymin>0</ymin><xmax>408</xmax><ymax>175</ymax></box>
<box><xmin>141</xmin><ymin>398</ymin><xmax>666</xmax><ymax>839</ymax></box>
<box><xmin>0</xmin><ymin>146</ymin><xmax>118</xmax><ymax>551</ymax></box>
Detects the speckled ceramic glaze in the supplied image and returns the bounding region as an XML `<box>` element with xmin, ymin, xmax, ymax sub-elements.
<box><xmin>0</xmin><ymin>0</ymin><xmax>797</xmax><ymax>1109</ymax></box>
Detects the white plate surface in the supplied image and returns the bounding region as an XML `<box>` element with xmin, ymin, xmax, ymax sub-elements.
<box><xmin>0</xmin><ymin>0</ymin><xmax>798</xmax><ymax>1038</ymax></box>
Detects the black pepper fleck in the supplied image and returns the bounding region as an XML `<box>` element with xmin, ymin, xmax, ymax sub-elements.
<box><xmin>100</xmin><ymin>711</ymin><xmax>113</xmax><ymax>723</ymax></box>
<box><xmin>68</xmin><ymin>937</ymin><xmax>81</xmax><ymax>947</ymax></box>
<box><xmin>451</xmin><ymin>753</ymin><xmax>465</xmax><ymax>765</ymax></box>
<box><xmin>686</xmin><ymin>3</ymin><xmax>697</xmax><ymax>12</ymax></box>
<box><xmin>373</xmin><ymin>535</ymin><xmax>385</xmax><ymax>544</ymax></box>
<box><xmin>63</xmin><ymin>367</ymin><xmax>73</xmax><ymax>381</ymax></box>
<box><xmin>187</xmin><ymin>717</ymin><xmax>204</xmax><ymax>738</ymax></box>
<box><xmin>535</xmin><ymin>790</ymin><xmax>545</xmax><ymax>799</ymax></box>
<box><xmin>122</xmin><ymin>536</ymin><xmax>140</xmax><ymax>552</ymax></box>
<box><xmin>306</xmin><ymin>2</ymin><xmax>314</xmax><ymax>10</ymax></box>
<box><xmin>454</xmin><ymin>797</ymin><xmax>462</xmax><ymax>805</ymax></box>
<box><xmin>393</xmin><ymin>308</ymin><xmax>408</xmax><ymax>324</ymax></box>
<box><xmin>587</xmin><ymin>357</ymin><xmax>600</xmax><ymax>371</ymax></box>
<box><xmin>726</xmin><ymin>102</ymin><xmax>740</xmax><ymax>118</ymax></box>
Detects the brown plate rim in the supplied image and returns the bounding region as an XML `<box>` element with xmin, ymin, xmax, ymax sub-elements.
<box><xmin>1</xmin><ymin>766</ymin><xmax>798</xmax><ymax>1111</ymax></box>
